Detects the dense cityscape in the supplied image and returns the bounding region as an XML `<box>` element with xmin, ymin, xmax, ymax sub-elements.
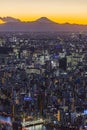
<box><xmin>0</xmin><ymin>32</ymin><xmax>87</xmax><ymax>130</ymax></box>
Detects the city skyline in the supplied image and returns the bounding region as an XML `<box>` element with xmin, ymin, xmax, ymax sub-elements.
<box><xmin>0</xmin><ymin>0</ymin><xmax>87</xmax><ymax>25</ymax></box>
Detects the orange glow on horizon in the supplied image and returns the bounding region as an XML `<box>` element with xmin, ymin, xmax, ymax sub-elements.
<box><xmin>0</xmin><ymin>0</ymin><xmax>87</xmax><ymax>25</ymax></box>
<box><xmin>0</xmin><ymin>15</ymin><xmax>87</xmax><ymax>25</ymax></box>
<box><xmin>18</xmin><ymin>16</ymin><xmax>87</xmax><ymax>25</ymax></box>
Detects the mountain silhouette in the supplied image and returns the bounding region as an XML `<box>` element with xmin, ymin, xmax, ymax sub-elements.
<box><xmin>35</xmin><ymin>17</ymin><xmax>57</xmax><ymax>24</ymax></box>
<box><xmin>0</xmin><ymin>16</ymin><xmax>87</xmax><ymax>32</ymax></box>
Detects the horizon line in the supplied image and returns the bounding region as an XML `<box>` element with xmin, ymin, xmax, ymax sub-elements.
<box><xmin>0</xmin><ymin>16</ymin><xmax>87</xmax><ymax>25</ymax></box>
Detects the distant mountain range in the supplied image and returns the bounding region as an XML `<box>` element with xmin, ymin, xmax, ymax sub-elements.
<box><xmin>0</xmin><ymin>16</ymin><xmax>87</xmax><ymax>32</ymax></box>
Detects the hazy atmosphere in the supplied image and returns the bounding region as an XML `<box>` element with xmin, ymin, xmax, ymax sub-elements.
<box><xmin>0</xmin><ymin>0</ymin><xmax>87</xmax><ymax>24</ymax></box>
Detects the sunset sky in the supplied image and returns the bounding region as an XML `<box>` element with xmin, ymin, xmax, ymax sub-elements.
<box><xmin>0</xmin><ymin>0</ymin><xmax>87</xmax><ymax>24</ymax></box>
